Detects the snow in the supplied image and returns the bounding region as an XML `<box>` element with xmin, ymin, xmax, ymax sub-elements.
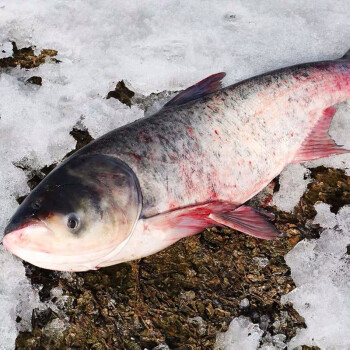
<box><xmin>0</xmin><ymin>246</ymin><xmax>40</xmax><ymax>347</ymax></box>
<box><xmin>282</xmin><ymin>203</ymin><xmax>350</xmax><ymax>349</ymax></box>
<box><xmin>0</xmin><ymin>0</ymin><xmax>350</xmax><ymax>349</ymax></box>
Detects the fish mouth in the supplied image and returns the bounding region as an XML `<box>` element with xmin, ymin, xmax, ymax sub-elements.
<box><xmin>3</xmin><ymin>221</ymin><xmax>53</xmax><ymax>255</ymax></box>
<box><xmin>3</xmin><ymin>221</ymin><xmax>116</xmax><ymax>272</ymax></box>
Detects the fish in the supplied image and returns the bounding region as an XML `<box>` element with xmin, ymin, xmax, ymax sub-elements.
<box><xmin>3</xmin><ymin>50</ymin><xmax>350</xmax><ymax>271</ymax></box>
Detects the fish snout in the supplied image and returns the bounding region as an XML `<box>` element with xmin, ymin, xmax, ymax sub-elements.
<box><xmin>3</xmin><ymin>220</ymin><xmax>52</xmax><ymax>255</ymax></box>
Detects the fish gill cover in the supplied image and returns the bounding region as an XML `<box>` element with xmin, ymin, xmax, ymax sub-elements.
<box><xmin>0</xmin><ymin>1</ymin><xmax>350</xmax><ymax>349</ymax></box>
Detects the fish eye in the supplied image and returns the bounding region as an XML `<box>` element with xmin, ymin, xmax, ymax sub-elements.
<box><xmin>66</xmin><ymin>213</ymin><xmax>81</xmax><ymax>232</ymax></box>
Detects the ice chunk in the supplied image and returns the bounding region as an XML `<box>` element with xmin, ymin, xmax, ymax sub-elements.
<box><xmin>282</xmin><ymin>204</ymin><xmax>350</xmax><ymax>349</ymax></box>
<box><xmin>252</xmin><ymin>257</ymin><xmax>269</xmax><ymax>268</ymax></box>
<box><xmin>272</xmin><ymin>164</ymin><xmax>311</xmax><ymax>212</ymax></box>
<box><xmin>239</xmin><ymin>298</ymin><xmax>250</xmax><ymax>308</ymax></box>
<box><xmin>215</xmin><ymin>316</ymin><xmax>263</xmax><ymax>350</ymax></box>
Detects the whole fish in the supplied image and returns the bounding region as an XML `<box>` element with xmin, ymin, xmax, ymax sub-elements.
<box><xmin>3</xmin><ymin>51</ymin><xmax>350</xmax><ymax>271</ymax></box>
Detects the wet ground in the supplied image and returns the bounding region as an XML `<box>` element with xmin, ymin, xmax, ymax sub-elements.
<box><xmin>3</xmin><ymin>44</ymin><xmax>349</xmax><ymax>350</ymax></box>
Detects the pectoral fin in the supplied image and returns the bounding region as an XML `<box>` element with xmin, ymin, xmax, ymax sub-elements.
<box><xmin>293</xmin><ymin>107</ymin><xmax>350</xmax><ymax>163</ymax></box>
<box><xmin>209</xmin><ymin>205</ymin><xmax>282</xmax><ymax>240</ymax></box>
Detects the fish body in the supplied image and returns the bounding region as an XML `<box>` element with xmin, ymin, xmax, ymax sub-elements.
<box><xmin>4</xmin><ymin>56</ymin><xmax>350</xmax><ymax>271</ymax></box>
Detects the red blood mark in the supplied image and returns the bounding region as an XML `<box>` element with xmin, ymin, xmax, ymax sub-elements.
<box><xmin>214</xmin><ymin>130</ymin><xmax>219</xmax><ymax>136</ymax></box>
<box><xmin>273</xmin><ymin>152</ymin><xmax>276</xmax><ymax>156</ymax></box>
<box><xmin>291</xmin><ymin>132</ymin><xmax>294</xmax><ymax>137</ymax></box>
<box><xmin>168</xmin><ymin>202</ymin><xmax>177</xmax><ymax>210</ymax></box>
<box><xmin>186</xmin><ymin>126</ymin><xmax>194</xmax><ymax>136</ymax></box>
<box><xmin>261</xmin><ymin>194</ymin><xmax>273</xmax><ymax>207</ymax></box>
<box><xmin>249</xmin><ymin>161</ymin><xmax>252</xmax><ymax>165</ymax></box>
<box><xmin>139</xmin><ymin>131</ymin><xmax>152</xmax><ymax>143</ymax></box>
<box><xmin>209</xmin><ymin>189</ymin><xmax>218</xmax><ymax>200</ymax></box>
<box><xmin>131</xmin><ymin>153</ymin><xmax>142</xmax><ymax>161</ymax></box>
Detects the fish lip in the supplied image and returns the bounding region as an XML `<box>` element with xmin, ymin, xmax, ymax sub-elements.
<box><xmin>4</xmin><ymin>215</ymin><xmax>41</xmax><ymax>236</ymax></box>
<box><xmin>2</xmin><ymin>221</ymin><xmax>53</xmax><ymax>254</ymax></box>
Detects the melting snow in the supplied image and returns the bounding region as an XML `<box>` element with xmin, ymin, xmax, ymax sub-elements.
<box><xmin>1</xmin><ymin>0</ymin><xmax>350</xmax><ymax>349</ymax></box>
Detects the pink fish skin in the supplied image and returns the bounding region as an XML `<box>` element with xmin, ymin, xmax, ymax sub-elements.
<box><xmin>3</xmin><ymin>54</ymin><xmax>350</xmax><ymax>271</ymax></box>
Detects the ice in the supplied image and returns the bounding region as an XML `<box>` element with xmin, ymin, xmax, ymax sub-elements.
<box><xmin>239</xmin><ymin>298</ymin><xmax>250</xmax><ymax>309</ymax></box>
<box><xmin>272</xmin><ymin>164</ymin><xmax>311</xmax><ymax>213</ymax></box>
<box><xmin>0</xmin><ymin>246</ymin><xmax>40</xmax><ymax>346</ymax></box>
<box><xmin>188</xmin><ymin>316</ymin><xmax>206</xmax><ymax>336</ymax></box>
<box><xmin>215</xmin><ymin>316</ymin><xmax>263</xmax><ymax>350</ymax></box>
<box><xmin>0</xmin><ymin>42</ymin><xmax>12</xmax><ymax>58</ymax></box>
<box><xmin>1</xmin><ymin>0</ymin><xmax>350</xmax><ymax>349</ymax></box>
<box><xmin>282</xmin><ymin>204</ymin><xmax>350</xmax><ymax>349</ymax></box>
<box><xmin>215</xmin><ymin>315</ymin><xmax>290</xmax><ymax>350</ymax></box>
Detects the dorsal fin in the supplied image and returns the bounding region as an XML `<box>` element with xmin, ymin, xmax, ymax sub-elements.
<box><xmin>340</xmin><ymin>49</ymin><xmax>350</xmax><ymax>60</ymax></box>
<box><xmin>163</xmin><ymin>72</ymin><xmax>226</xmax><ymax>109</ymax></box>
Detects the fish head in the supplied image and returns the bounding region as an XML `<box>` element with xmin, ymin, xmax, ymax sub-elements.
<box><xmin>3</xmin><ymin>154</ymin><xmax>142</xmax><ymax>271</ymax></box>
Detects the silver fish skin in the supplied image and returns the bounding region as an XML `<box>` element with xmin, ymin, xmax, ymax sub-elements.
<box><xmin>3</xmin><ymin>57</ymin><xmax>350</xmax><ymax>271</ymax></box>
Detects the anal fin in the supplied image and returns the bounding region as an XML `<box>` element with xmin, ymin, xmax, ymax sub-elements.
<box><xmin>293</xmin><ymin>107</ymin><xmax>350</xmax><ymax>163</ymax></box>
<box><xmin>209</xmin><ymin>206</ymin><xmax>282</xmax><ymax>240</ymax></box>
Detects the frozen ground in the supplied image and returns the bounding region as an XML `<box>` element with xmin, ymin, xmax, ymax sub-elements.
<box><xmin>1</xmin><ymin>0</ymin><xmax>350</xmax><ymax>349</ymax></box>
